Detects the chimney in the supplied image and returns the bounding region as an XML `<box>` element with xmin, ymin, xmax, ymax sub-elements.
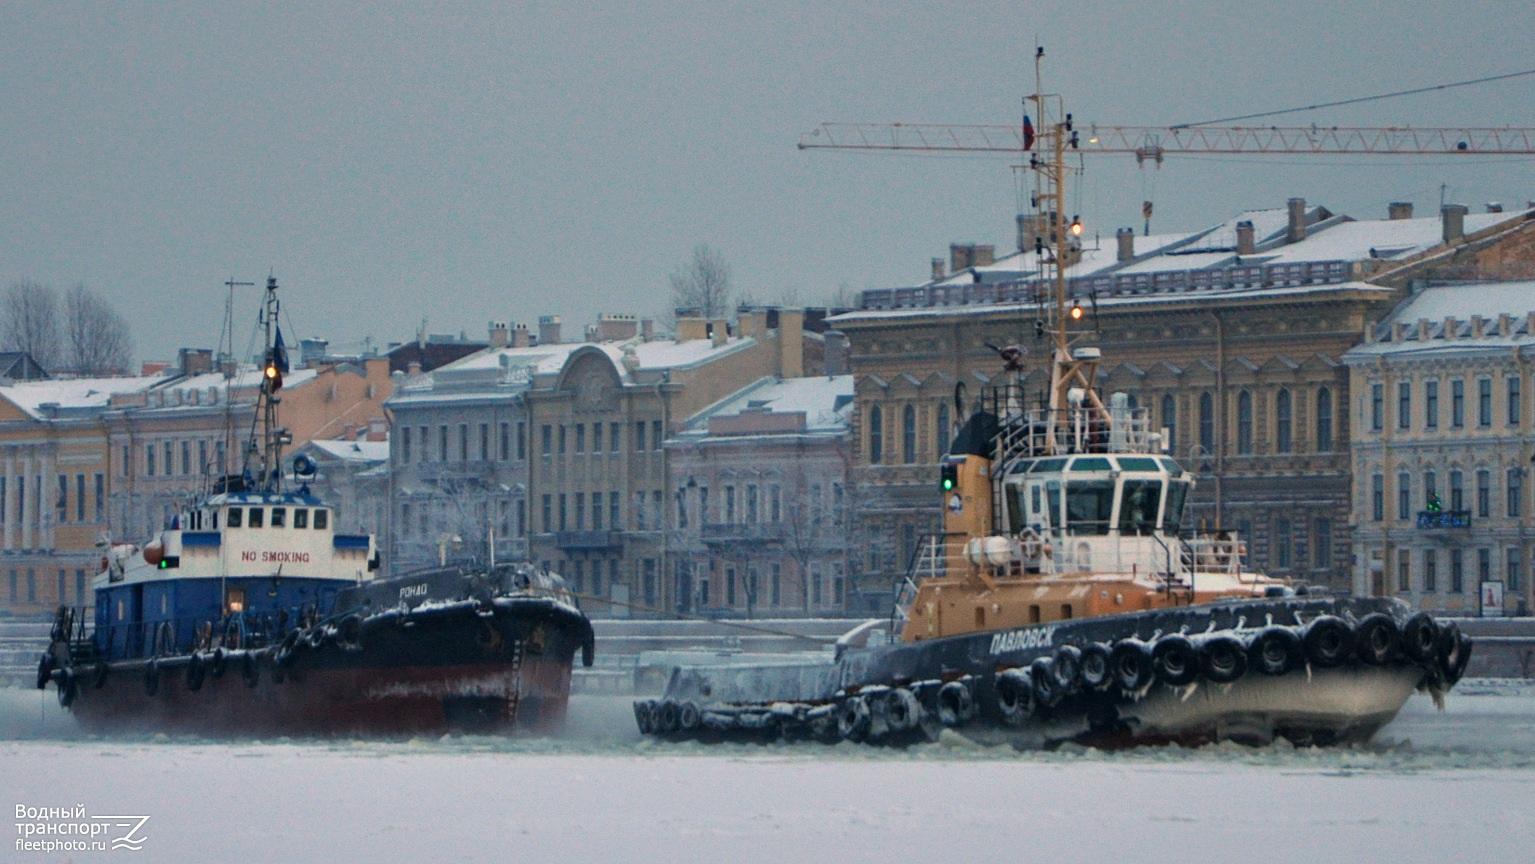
<box><xmin>406</xmin><ymin>360</ymin><xmax>422</xmax><ymax>375</ymax></box>
<box><xmin>641</xmin><ymin>318</ymin><xmax>654</xmax><ymax>342</ymax></box>
<box><xmin>510</xmin><ymin>323</ymin><xmax>531</xmax><ymax>348</ymax></box>
<box><xmin>1417</xmin><ymin>318</ymin><xmax>1431</xmax><ymax>340</ymax></box>
<box><xmin>1363</xmin><ymin>320</ymin><xmax>1376</xmax><ymax>344</ymax></box>
<box><xmin>931</xmin><ymin>257</ymin><xmax>945</xmax><ymax>280</ymax></box>
<box><xmin>1443</xmin><ymin>316</ymin><xmax>1458</xmax><ymax>340</ymax></box>
<box><xmin>1286</xmin><ymin>197</ymin><xmax>1307</xmax><ymax>243</ymax></box>
<box><xmin>488</xmin><ymin>320</ymin><xmax>510</xmax><ymax>349</ymax></box>
<box><xmin>1487</xmin><ymin>201</ymin><xmax>1504</xmax><ymax>214</ymax></box>
<box><xmin>823</xmin><ymin>330</ymin><xmax>849</xmax><ymax>376</ymax></box>
<box><xmin>178</xmin><ymin>348</ymin><xmax>213</xmax><ymax>376</ymax></box>
<box><xmin>973</xmin><ymin>245</ymin><xmax>995</xmax><ymax>267</ymax></box>
<box><xmin>538</xmin><ymin>315</ymin><xmax>561</xmax><ymax>346</ymax></box>
<box><xmin>1235</xmin><ymin>220</ymin><xmax>1256</xmax><ymax>255</ymax></box>
<box><xmin>675</xmin><ymin>318</ymin><xmax>708</xmax><ymax>343</ymax></box>
<box><xmin>1499</xmin><ymin>313</ymin><xmax>1513</xmax><ymax>336</ymax></box>
<box><xmin>1441</xmin><ymin>204</ymin><xmax>1468</xmax><ymax>244</ymax></box>
<box><xmin>1392</xmin><ymin>321</ymin><xmax>1408</xmax><ymax>342</ymax></box>
<box><xmin>1471</xmin><ymin>315</ymin><xmax>1485</xmax><ymax>338</ymax></box>
<box><xmin>776</xmin><ymin>309</ymin><xmax>804</xmax><ymax>378</ymax></box>
<box><xmin>584</xmin><ymin>324</ymin><xmax>600</xmax><ymax>342</ymax></box>
<box><xmin>709</xmin><ymin>319</ymin><xmax>730</xmax><ymax>348</ymax></box>
<box><xmin>1388</xmin><ymin>201</ymin><xmax>1414</xmax><ymax>220</ymax></box>
<box><xmin>1112</xmin><ymin>227</ymin><xmax>1133</xmax><ymax>262</ymax></box>
<box><xmin>598</xmin><ymin>313</ymin><xmax>639</xmax><ymax>342</ymax></box>
<box><xmin>950</xmin><ymin>244</ymin><xmax>973</xmax><ymax>273</ymax></box>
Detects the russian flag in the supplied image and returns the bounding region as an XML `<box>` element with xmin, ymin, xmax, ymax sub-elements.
<box><xmin>1022</xmin><ymin>115</ymin><xmax>1035</xmax><ymax>151</ymax></box>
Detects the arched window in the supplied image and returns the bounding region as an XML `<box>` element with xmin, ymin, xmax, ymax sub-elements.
<box><xmin>1236</xmin><ymin>390</ymin><xmax>1253</xmax><ymax>455</ymax></box>
<box><xmin>1160</xmin><ymin>394</ymin><xmax>1177</xmax><ymax>450</ymax></box>
<box><xmin>901</xmin><ymin>405</ymin><xmax>917</xmax><ymax>464</ymax></box>
<box><xmin>1275</xmin><ymin>389</ymin><xmax>1292</xmax><ymax>454</ymax></box>
<box><xmin>868</xmin><ymin>405</ymin><xmax>883</xmax><ymax>465</ymax></box>
<box><xmin>1316</xmin><ymin>387</ymin><xmax>1333</xmax><ymax>452</ymax></box>
<box><xmin>1198</xmin><ymin>393</ymin><xmax>1214</xmax><ymax>454</ymax></box>
<box><xmin>936</xmin><ymin>402</ymin><xmax>951</xmax><ymax>456</ymax></box>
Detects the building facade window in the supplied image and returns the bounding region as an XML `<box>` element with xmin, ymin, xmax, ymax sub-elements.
<box><xmin>1425</xmin><ymin>380</ymin><xmax>1438</xmax><ymax>429</ymax></box>
<box><xmin>1398</xmin><ymin>472</ymin><xmax>1411</xmax><ymax>521</ymax></box>
<box><xmin>1424</xmin><ymin>550</ymin><xmax>1438</xmax><ymax>592</ymax></box>
<box><xmin>868</xmin><ymin>405</ymin><xmax>883</xmax><ymax>465</ymax></box>
<box><xmin>1509</xmin><ymin>376</ymin><xmax>1522</xmax><ymax>427</ymax></box>
<box><xmin>1236</xmin><ymin>390</ymin><xmax>1253</xmax><ymax>454</ymax></box>
<box><xmin>1275</xmin><ymin>389</ymin><xmax>1291</xmax><ymax>453</ymax></box>
<box><xmin>1370</xmin><ymin>382</ymin><xmax>1383</xmax><ymax>431</ymax></box>
<box><xmin>1316</xmin><ymin>388</ymin><xmax>1333</xmax><ymax>451</ymax></box>
<box><xmin>1478</xmin><ymin>378</ymin><xmax>1493</xmax><ymax>427</ymax></box>
<box><xmin>937</xmin><ymin>403</ymin><xmax>951</xmax><ymax>455</ymax></box>
<box><xmin>1509</xmin><ymin>547</ymin><xmax>1523</xmax><ymax>593</ymax></box>
<box><xmin>1477</xmin><ymin>470</ymin><xmax>1491</xmax><ymax>518</ymax></box>
<box><xmin>1397</xmin><ymin>382</ymin><xmax>1411</xmax><ymax>430</ymax></box>
<box><xmin>401</xmin><ymin>427</ymin><xmax>412</xmax><ymax>464</ymax></box>
<box><xmin>1198</xmin><ymin>393</ymin><xmax>1214</xmax><ymax>453</ymax></box>
<box><xmin>1371</xmin><ymin>473</ymin><xmax>1384</xmax><ymax>521</ymax></box>
<box><xmin>1450</xmin><ymin>470</ymin><xmax>1464</xmax><ymax>511</ymax></box>
<box><xmin>1397</xmin><ymin>551</ymin><xmax>1410</xmax><ymax>593</ymax></box>
<box><xmin>1450</xmin><ymin>548</ymin><xmax>1464</xmax><ymax>593</ymax></box>
<box><xmin>1314</xmin><ymin>518</ymin><xmax>1331</xmax><ymax>570</ymax></box>
<box><xmin>1274</xmin><ymin>518</ymin><xmax>1291</xmax><ymax>569</ymax></box>
<box><xmin>902</xmin><ymin>405</ymin><xmax>916</xmax><ymax>464</ymax></box>
<box><xmin>1451</xmin><ymin>379</ymin><xmax>1465</xmax><ymax>428</ymax></box>
<box><xmin>1161</xmin><ymin>394</ymin><xmax>1177</xmax><ymax>450</ymax></box>
<box><xmin>1509</xmin><ymin>468</ymin><xmax>1523</xmax><ymax>519</ymax></box>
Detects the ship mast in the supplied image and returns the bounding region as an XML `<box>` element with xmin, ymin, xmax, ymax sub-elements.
<box><xmin>1029</xmin><ymin>49</ymin><xmax>1108</xmax><ymax>454</ymax></box>
<box><xmin>246</xmin><ymin>276</ymin><xmax>288</xmax><ymax>494</ymax></box>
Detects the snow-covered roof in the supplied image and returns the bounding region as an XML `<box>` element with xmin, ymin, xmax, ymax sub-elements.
<box><xmin>1345</xmin><ymin>280</ymin><xmax>1535</xmax><ymax>360</ymax></box>
<box><xmin>678</xmin><ymin>375</ymin><xmax>854</xmax><ymax>439</ymax></box>
<box><xmin>0</xmin><ymin>373</ymin><xmax>169</xmax><ymax>419</ymax></box>
<box><xmin>306</xmin><ymin>438</ymin><xmax>390</xmax><ymax>463</ymax></box>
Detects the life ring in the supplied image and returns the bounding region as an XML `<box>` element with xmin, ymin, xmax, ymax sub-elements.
<box><xmin>936</xmin><ymin>681</ymin><xmax>975</xmax><ymax>727</ymax></box>
<box><xmin>994</xmin><ymin>668</ymin><xmax>1035</xmax><ymax>725</ymax></box>
<box><xmin>1152</xmin><ymin>635</ymin><xmax>1199</xmax><ymax>686</ymax></box>
<box><xmin>836</xmin><ymin>695</ymin><xmax>872</xmax><ymax>742</ymax></box>
<box><xmin>1109</xmin><ymin>639</ymin><xmax>1154</xmax><ymax>692</ymax></box>
<box><xmin>1248</xmin><ymin>626</ymin><xmax>1304</xmax><ymax>676</ymax></box>
<box><xmin>1401</xmin><ymin>612</ymin><xmax>1440</xmax><ymax>664</ymax></box>
<box><xmin>241</xmin><ymin>652</ymin><xmax>260</xmax><ymax>688</ymax></box>
<box><xmin>1198</xmin><ymin>634</ymin><xmax>1248</xmax><ymax>683</ymax></box>
<box><xmin>91</xmin><ymin>661</ymin><xmax>109</xmax><ymax>689</ymax></box>
<box><xmin>143</xmin><ymin>660</ymin><xmax>160</xmax><ymax>697</ymax></box>
<box><xmin>1078</xmin><ymin>643</ymin><xmax>1113</xmax><ymax>691</ymax></box>
<box><xmin>1353</xmin><ymin>613</ymin><xmax>1400</xmax><ymax>666</ymax></box>
<box><xmin>185</xmin><ymin>653</ymin><xmax>206</xmax><ymax>692</ymax></box>
<box><xmin>56</xmin><ymin>669</ymin><xmax>77</xmax><ymax>707</ymax></box>
<box><xmin>1019</xmin><ymin>528</ymin><xmax>1042</xmax><ymax>559</ymax></box>
<box><xmin>1302</xmin><ymin>616</ymin><xmax>1354</xmax><ymax>668</ymax></box>
<box><xmin>1029</xmin><ymin>657</ymin><xmax>1063</xmax><ymax>708</ymax></box>
<box><xmin>883</xmin><ymin>688</ymin><xmax>920</xmax><ymax>733</ymax></box>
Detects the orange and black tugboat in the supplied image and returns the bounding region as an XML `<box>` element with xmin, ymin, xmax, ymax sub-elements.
<box><xmin>37</xmin><ymin>277</ymin><xmax>592</xmax><ymax>735</ymax></box>
<box><xmin>633</xmin><ymin>83</ymin><xmax>1470</xmax><ymax>749</ymax></box>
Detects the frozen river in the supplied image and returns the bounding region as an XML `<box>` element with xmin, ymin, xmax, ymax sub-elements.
<box><xmin>4</xmin><ymin>681</ymin><xmax>1533</xmax><ymax>863</ymax></box>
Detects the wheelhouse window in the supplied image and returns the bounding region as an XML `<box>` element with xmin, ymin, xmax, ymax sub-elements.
<box><xmin>247</xmin><ymin>507</ymin><xmax>264</xmax><ymax>528</ymax></box>
<box><xmin>1163</xmin><ymin>481</ymin><xmax>1189</xmax><ymax>534</ymax></box>
<box><xmin>227</xmin><ymin>507</ymin><xmax>243</xmax><ymax>528</ymax></box>
<box><xmin>294</xmin><ymin>508</ymin><xmax>309</xmax><ymax>528</ymax></box>
<box><xmin>1065</xmin><ymin>480</ymin><xmax>1114</xmax><ymax>535</ymax></box>
<box><xmin>1117</xmin><ymin>480</ymin><xmax>1163</xmax><ymax>535</ymax></box>
<box><xmin>271</xmin><ymin>507</ymin><xmax>286</xmax><ymax>528</ymax></box>
<box><xmin>313</xmin><ymin>509</ymin><xmax>329</xmax><ymax>530</ymax></box>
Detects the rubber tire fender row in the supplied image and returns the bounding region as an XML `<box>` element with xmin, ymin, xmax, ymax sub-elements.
<box><xmin>1302</xmin><ymin>616</ymin><xmax>1354</xmax><ymax>669</ymax></box>
<box><xmin>1436</xmin><ymin>621</ymin><xmax>1472</xmax><ymax>685</ymax></box>
<box><xmin>995</xmin><ymin>668</ymin><xmax>1036</xmax><ymax>726</ymax></box>
<box><xmin>936</xmin><ymin>680</ymin><xmax>976</xmax><ymax>727</ymax></box>
<box><xmin>1248</xmin><ymin>626</ymin><xmax>1304</xmax><ymax>676</ymax></box>
<box><xmin>56</xmin><ymin>668</ymin><xmax>77</xmax><ymax>707</ymax></box>
<box><xmin>1078</xmin><ymin>643</ymin><xmax>1114</xmax><ymax>691</ymax></box>
<box><xmin>90</xmin><ymin>661</ymin><xmax>109</xmax><ymax>690</ymax></box>
<box><xmin>1109</xmin><ymin>640</ymin><xmax>1154</xmax><ymax>693</ymax></box>
<box><xmin>678</xmin><ymin>701</ymin><xmax>702</xmax><ymax>733</ymax></box>
<box><xmin>1198</xmin><ymin>634</ymin><xmax>1248</xmax><ymax>684</ymax></box>
<box><xmin>185</xmin><ymin>653</ymin><xmax>207</xmax><ymax>692</ymax></box>
<box><xmin>837</xmin><ymin>695</ymin><xmax>872</xmax><ymax>742</ymax></box>
<box><xmin>884</xmin><ymin>687</ymin><xmax>921</xmax><ymax>733</ymax></box>
<box><xmin>1030</xmin><ymin>657</ymin><xmax>1064</xmax><ymax>708</ymax></box>
<box><xmin>35</xmin><ymin>654</ymin><xmax>53</xmax><ymax>691</ymax></box>
<box><xmin>1401</xmin><ymin>612</ymin><xmax>1440</xmax><ymax>665</ymax></box>
<box><xmin>654</xmin><ymin>699</ymin><xmax>681</xmax><ymax>735</ymax></box>
<box><xmin>1051</xmin><ymin>645</ymin><xmax>1083</xmax><ymax>694</ymax></box>
<box><xmin>1354</xmin><ymin>613</ymin><xmax>1401</xmax><ymax>666</ymax></box>
<box><xmin>633</xmin><ymin>700</ymin><xmax>656</xmax><ymax>735</ymax></box>
<box><xmin>241</xmin><ymin>651</ymin><xmax>260</xmax><ymax>688</ymax></box>
<box><xmin>143</xmin><ymin>660</ymin><xmax>161</xmax><ymax>697</ymax></box>
<box><xmin>1151</xmin><ymin>635</ymin><xmax>1199</xmax><ymax>687</ymax></box>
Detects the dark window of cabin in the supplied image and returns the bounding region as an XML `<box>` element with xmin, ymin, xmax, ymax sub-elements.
<box><xmin>314</xmin><ymin>509</ymin><xmax>329</xmax><ymax>530</ymax></box>
<box><xmin>227</xmin><ymin>507</ymin><xmax>242</xmax><ymax>528</ymax></box>
<box><xmin>294</xmin><ymin>508</ymin><xmax>309</xmax><ymax>529</ymax></box>
<box><xmin>271</xmin><ymin>507</ymin><xmax>286</xmax><ymax>528</ymax></box>
<box><xmin>248</xmin><ymin>507</ymin><xmax>264</xmax><ymax>528</ymax></box>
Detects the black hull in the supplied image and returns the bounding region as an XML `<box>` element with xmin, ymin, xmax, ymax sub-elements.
<box><xmin>635</xmin><ymin>595</ymin><xmax>1472</xmax><ymax>748</ymax></box>
<box><xmin>50</xmin><ymin>595</ymin><xmax>593</xmax><ymax>736</ymax></box>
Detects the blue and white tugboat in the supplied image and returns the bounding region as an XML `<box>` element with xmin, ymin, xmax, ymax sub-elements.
<box><xmin>38</xmin><ymin>277</ymin><xmax>592</xmax><ymax>735</ymax></box>
<box><xmin>634</xmin><ymin>91</ymin><xmax>1471</xmax><ymax>749</ymax></box>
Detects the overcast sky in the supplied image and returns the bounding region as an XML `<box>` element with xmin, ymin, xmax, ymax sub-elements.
<box><xmin>4</xmin><ymin>2</ymin><xmax>1533</xmax><ymax>363</ymax></box>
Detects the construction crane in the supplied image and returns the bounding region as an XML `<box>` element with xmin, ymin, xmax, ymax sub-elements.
<box><xmin>799</xmin><ymin>121</ymin><xmax>1535</xmax><ymax>161</ymax></box>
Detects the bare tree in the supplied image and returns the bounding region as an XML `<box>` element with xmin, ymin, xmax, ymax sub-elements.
<box><xmin>668</xmin><ymin>244</ymin><xmax>732</xmax><ymax>321</ymax></box>
<box><xmin>64</xmin><ymin>284</ymin><xmax>133</xmax><ymax>375</ymax></box>
<box><xmin>1</xmin><ymin>280</ymin><xmax>61</xmax><ymax>370</ymax></box>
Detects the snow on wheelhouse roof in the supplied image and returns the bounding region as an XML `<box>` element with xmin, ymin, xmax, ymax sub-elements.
<box><xmin>0</xmin><ymin>373</ymin><xmax>169</xmax><ymax>419</ymax></box>
<box><xmin>306</xmin><ymin>438</ymin><xmax>390</xmax><ymax>463</ymax></box>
